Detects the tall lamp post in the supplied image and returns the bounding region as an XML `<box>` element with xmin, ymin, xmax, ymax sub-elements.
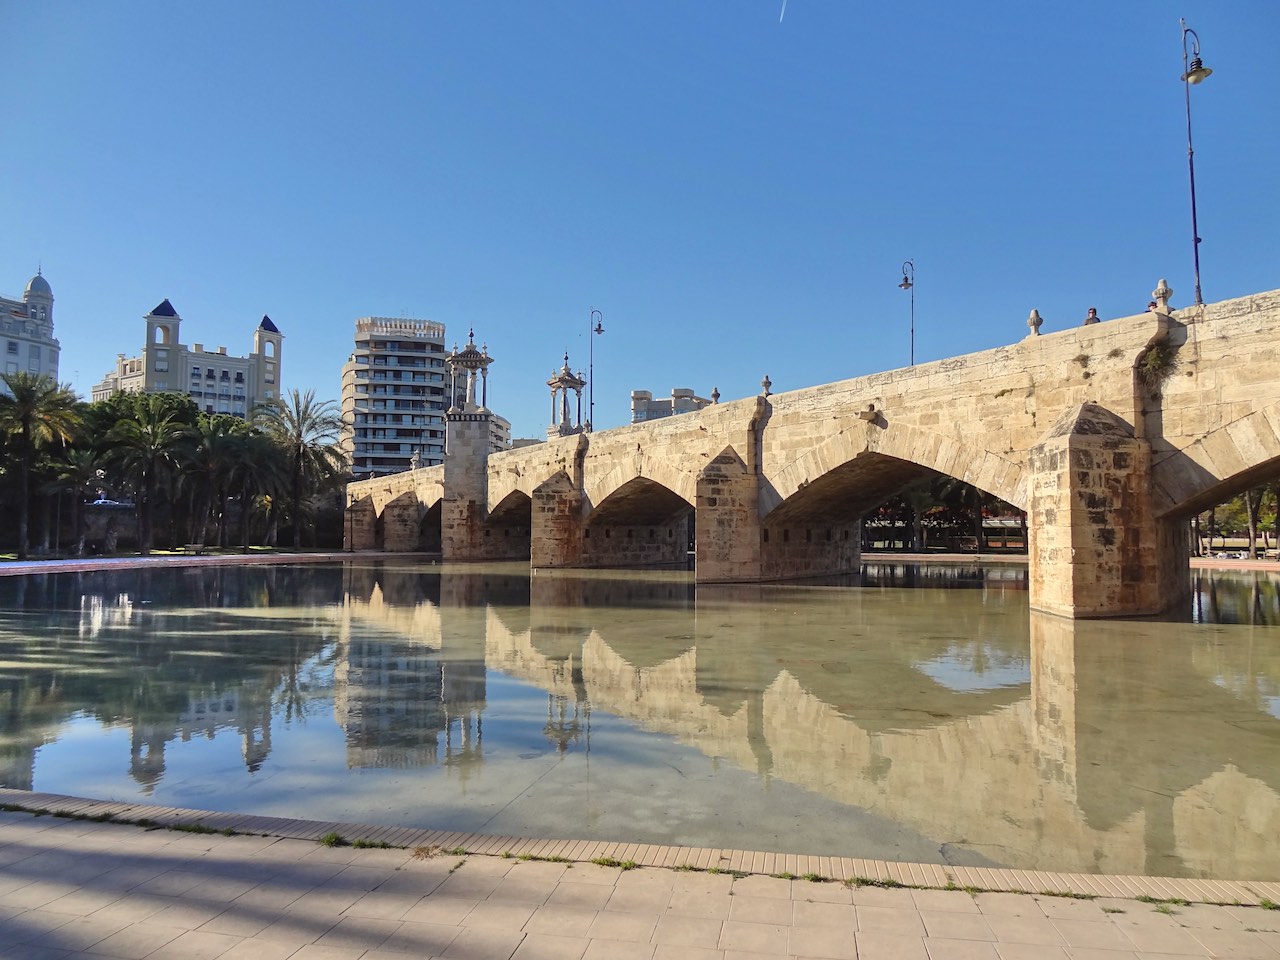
<box><xmin>1180</xmin><ymin>18</ymin><xmax>1212</xmax><ymax>306</ymax></box>
<box><xmin>898</xmin><ymin>260</ymin><xmax>915</xmax><ymax>366</ymax></box>
<box><xmin>588</xmin><ymin>309</ymin><xmax>604</xmax><ymax>431</ymax></box>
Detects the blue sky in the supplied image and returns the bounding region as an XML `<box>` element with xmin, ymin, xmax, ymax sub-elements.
<box><xmin>3</xmin><ymin>2</ymin><xmax>1276</xmax><ymax>440</ymax></box>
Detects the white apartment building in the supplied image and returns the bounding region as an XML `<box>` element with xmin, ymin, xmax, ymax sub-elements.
<box><xmin>90</xmin><ymin>299</ymin><xmax>283</xmax><ymax>417</ymax></box>
<box><xmin>341</xmin><ymin>318</ymin><xmax>510</xmax><ymax>479</ymax></box>
<box><xmin>489</xmin><ymin>414</ymin><xmax>512</xmax><ymax>452</ymax></box>
<box><xmin>341</xmin><ymin>318</ymin><xmax>451</xmax><ymax>478</ymax></box>
<box><xmin>1</xmin><ymin>270</ymin><xmax>60</xmax><ymax>388</ymax></box>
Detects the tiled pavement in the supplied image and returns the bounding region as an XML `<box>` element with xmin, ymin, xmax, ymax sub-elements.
<box><xmin>1</xmin><ymin>806</ymin><xmax>1279</xmax><ymax>960</ymax></box>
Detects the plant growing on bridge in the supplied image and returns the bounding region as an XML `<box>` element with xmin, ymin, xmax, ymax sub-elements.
<box><xmin>1136</xmin><ymin>341</ymin><xmax>1178</xmax><ymax>390</ymax></box>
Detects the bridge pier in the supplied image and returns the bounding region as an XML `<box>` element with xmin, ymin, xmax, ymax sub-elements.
<box><xmin>380</xmin><ymin>492</ymin><xmax>423</xmax><ymax>552</ymax></box>
<box><xmin>531</xmin><ymin>471</ymin><xmax>585</xmax><ymax>567</ymax></box>
<box><xmin>696</xmin><ymin>448</ymin><xmax>763</xmax><ymax>580</ymax></box>
<box><xmin>442</xmin><ymin>410</ymin><xmax>495</xmax><ymax>560</ymax></box>
<box><xmin>344</xmin><ymin>496</ymin><xmax>377</xmax><ymax>551</ymax></box>
<box><xmin>1027</xmin><ymin>403</ymin><xmax>1188</xmax><ymax>618</ymax></box>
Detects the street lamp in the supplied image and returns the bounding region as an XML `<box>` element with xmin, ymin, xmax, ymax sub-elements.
<box><xmin>588</xmin><ymin>309</ymin><xmax>604</xmax><ymax>431</ymax></box>
<box><xmin>1181</xmin><ymin>18</ymin><xmax>1212</xmax><ymax>306</ymax></box>
<box><xmin>898</xmin><ymin>260</ymin><xmax>915</xmax><ymax>366</ymax></box>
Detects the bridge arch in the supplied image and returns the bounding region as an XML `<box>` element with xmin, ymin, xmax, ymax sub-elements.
<box><xmin>490</xmin><ymin>489</ymin><xmax>532</xmax><ymax>523</ymax></box>
<box><xmin>582</xmin><ymin>476</ymin><xmax>692</xmax><ymax>568</ymax></box>
<box><xmin>584</xmin><ymin>450</ymin><xmax>697</xmax><ymax>509</ymax></box>
<box><xmin>1154</xmin><ymin>402</ymin><xmax>1280</xmax><ymax>518</ymax></box>
<box><xmin>764</xmin><ymin>421</ymin><xmax>1025</xmax><ymax>516</ymax></box>
<box><xmin>488</xmin><ymin>469</ymin><xmax>534</xmax><ymax>516</ymax></box>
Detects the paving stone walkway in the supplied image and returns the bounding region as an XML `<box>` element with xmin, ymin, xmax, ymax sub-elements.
<box><xmin>1</xmin><ymin>805</ymin><xmax>1278</xmax><ymax>960</ymax></box>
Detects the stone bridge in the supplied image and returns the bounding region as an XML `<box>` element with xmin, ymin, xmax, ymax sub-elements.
<box><xmin>346</xmin><ymin>283</ymin><xmax>1280</xmax><ymax>617</ymax></box>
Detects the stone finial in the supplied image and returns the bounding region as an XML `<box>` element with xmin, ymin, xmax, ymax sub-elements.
<box><xmin>1152</xmin><ymin>278</ymin><xmax>1173</xmax><ymax>312</ymax></box>
<box><xmin>1027</xmin><ymin>309</ymin><xmax>1043</xmax><ymax>336</ymax></box>
<box><xmin>710</xmin><ymin>387</ymin><xmax>720</xmax><ymax>404</ymax></box>
<box><xmin>761</xmin><ymin>375</ymin><xmax>772</xmax><ymax>397</ymax></box>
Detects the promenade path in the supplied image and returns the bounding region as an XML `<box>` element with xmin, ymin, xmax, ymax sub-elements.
<box><xmin>0</xmin><ymin>794</ymin><xmax>1278</xmax><ymax>960</ymax></box>
<box><xmin>1</xmin><ymin>554</ymin><xmax>1278</xmax><ymax>957</ymax></box>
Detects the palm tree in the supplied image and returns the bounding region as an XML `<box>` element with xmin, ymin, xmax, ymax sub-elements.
<box><xmin>255</xmin><ymin>389</ymin><xmax>346</xmax><ymax>550</ymax></box>
<box><xmin>181</xmin><ymin>414</ymin><xmax>245</xmax><ymax>547</ymax></box>
<box><xmin>107</xmin><ymin>394</ymin><xmax>195</xmax><ymax>554</ymax></box>
<box><xmin>0</xmin><ymin>372</ymin><xmax>83</xmax><ymax>559</ymax></box>
<box><xmin>229</xmin><ymin>429</ymin><xmax>286</xmax><ymax>552</ymax></box>
<box><xmin>47</xmin><ymin>447</ymin><xmax>105</xmax><ymax>557</ymax></box>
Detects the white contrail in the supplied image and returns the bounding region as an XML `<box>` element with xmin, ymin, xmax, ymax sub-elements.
<box><xmin>779</xmin><ymin>0</ymin><xmax>787</xmax><ymax>22</ymax></box>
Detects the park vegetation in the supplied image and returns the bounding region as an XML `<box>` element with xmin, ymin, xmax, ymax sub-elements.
<box><xmin>0</xmin><ymin>372</ymin><xmax>347</xmax><ymax>558</ymax></box>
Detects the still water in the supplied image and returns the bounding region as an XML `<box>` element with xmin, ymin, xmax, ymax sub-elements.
<box><xmin>0</xmin><ymin>561</ymin><xmax>1276</xmax><ymax>880</ymax></box>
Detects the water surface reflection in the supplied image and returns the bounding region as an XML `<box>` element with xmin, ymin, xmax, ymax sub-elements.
<box><xmin>0</xmin><ymin>561</ymin><xmax>1276</xmax><ymax>880</ymax></box>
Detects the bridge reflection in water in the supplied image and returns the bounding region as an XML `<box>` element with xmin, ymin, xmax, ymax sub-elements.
<box><xmin>0</xmin><ymin>561</ymin><xmax>1275</xmax><ymax>881</ymax></box>
<box><xmin>337</xmin><ymin>561</ymin><xmax>1280</xmax><ymax>881</ymax></box>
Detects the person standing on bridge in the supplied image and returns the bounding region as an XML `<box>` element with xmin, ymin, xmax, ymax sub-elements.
<box><xmin>1083</xmin><ymin>307</ymin><xmax>1100</xmax><ymax>325</ymax></box>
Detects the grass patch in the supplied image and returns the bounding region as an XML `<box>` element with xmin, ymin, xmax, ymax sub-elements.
<box><xmin>515</xmin><ymin>853</ymin><xmax>572</xmax><ymax>864</ymax></box>
<box><xmin>590</xmin><ymin>857</ymin><xmax>637</xmax><ymax>870</ymax></box>
<box><xmin>1135</xmin><ymin>895</ymin><xmax>1189</xmax><ymax>907</ymax></box>
<box><xmin>1102</xmin><ymin>906</ymin><xmax>1125</xmax><ymax>914</ymax></box>
<box><xmin>171</xmin><ymin>822</ymin><xmax>219</xmax><ymax>835</ymax></box>
<box><xmin>1260</xmin><ymin>899</ymin><xmax>1279</xmax><ymax>911</ymax></box>
<box><xmin>769</xmin><ymin>871</ymin><xmax>796</xmax><ymax>880</ymax></box>
<box><xmin>1038</xmin><ymin>890</ymin><xmax>1096</xmax><ymax>900</ymax></box>
<box><xmin>319</xmin><ymin>832</ymin><xmax>347</xmax><ymax>847</ymax></box>
<box><xmin>801</xmin><ymin>872</ymin><xmax>834</xmax><ymax>883</ymax></box>
<box><xmin>352</xmin><ymin>839</ymin><xmax>392</xmax><ymax>849</ymax></box>
<box><xmin>849</xmin><ymin>876</ymin><xmax>906</xmax><ymax>889</ymax></box>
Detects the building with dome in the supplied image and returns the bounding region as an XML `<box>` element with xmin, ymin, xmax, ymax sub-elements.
<box><xmin>1</xmin><ymin>270</ymin><xmax>61</xmax><ymax>388</ymax></box>
<box><xmin>90</xmin><ymin>299</ymin><xmax>282</xmax><ymax>418</ymax></box>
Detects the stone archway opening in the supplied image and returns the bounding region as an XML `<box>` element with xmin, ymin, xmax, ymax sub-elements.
<box><xmin>583</xmin><ymin>477</ymin><xmax>692</xmax><ymax>568</ymax></box>
<box><xmin>419</xmin><ymin>500</ymin><xmax>443</xmax><ymax>555</ymax></box>
<box><xmin>760</xmin><ymin>453</ymin><xmax>930</xmax><ymax>580</ymax></box>
<box><xmin>483</xmin><ymin>491</ymin><xmax>532</xmax><ymax>560</ymax></box>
